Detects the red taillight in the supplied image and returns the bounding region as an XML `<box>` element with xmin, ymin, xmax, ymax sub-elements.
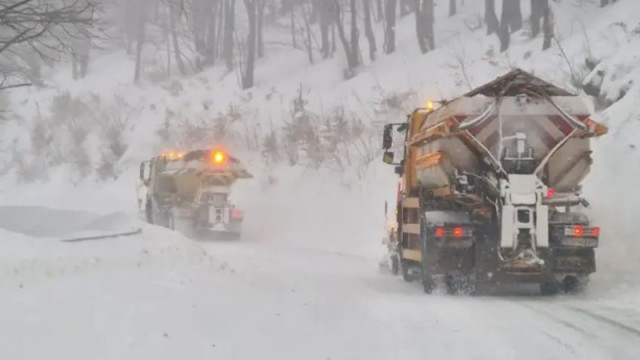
<box><xmin>573</xmin><ymin>226</ymin><xmax>584</xmax><ymax>237</ymax></box>
<box><xmin>453</xmin><ymin>227</ymin><xmax>464</xmax><ymax>238</ymax></box>
<box><xmin>435</xmin><ymin>227</ymin><xmax>444</xmax><ymax>237</ymax></box>
<box><xmin>592</xmin><ymin>227</ymin><xmax>600</xmax><ymax>236</ymax></box>
<box><xmin>547</xmin><ymin>188</ymin><xmax>555</xmax><ymax>197</ymax></box>
<box><xmin>231</xmin><ymin>209</ymin><xmax>243</xmax><ymax>219</ymax></box>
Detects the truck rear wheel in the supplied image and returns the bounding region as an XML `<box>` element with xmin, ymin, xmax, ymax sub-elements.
<box><xmin>391</xmin><ymin>255</ymin><xmax>399</xmax><ymax>276</ymax></box>
<box><xmin>401</xmin><ymin>260</ymin><xmax>415</xmax><ymax>282</ymax></box>
<box><xmin>562</xmin><ymin>275</ymin><xmax>581</xmax><ymax>293</ymax></box>
<box><xmin>422</xmin><ymin>273</ymin><xmax>435</xmax><ymax>293</ymax></box>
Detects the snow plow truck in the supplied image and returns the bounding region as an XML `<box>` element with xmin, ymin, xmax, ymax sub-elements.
<box><xmin>138</xmin><ymin>148</ymin><xmax>252</xmax><ymax>239</ymax></box>
<box><xmin>382</xmin><ymin>69</ymin><xmax>608</xmax><ymax>294</ymax></box>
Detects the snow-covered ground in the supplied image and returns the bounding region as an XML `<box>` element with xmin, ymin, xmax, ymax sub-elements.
<box><xmin>1</xmin><ymin>205</ymin><xmax>639</xmax><ymax>360</ymax></box>
<box><xmin>1</xmin><ymin>0</ymin><xmax>640</xmax><ymax>358</ymax></box>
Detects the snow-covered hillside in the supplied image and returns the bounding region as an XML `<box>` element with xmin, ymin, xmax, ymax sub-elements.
<box><xmin>1</xmin><ymin>0</ymin><xmax>640</xmax><ymax>358</ymax></box>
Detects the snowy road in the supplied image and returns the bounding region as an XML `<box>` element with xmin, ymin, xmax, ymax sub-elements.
<box><xmin>1</xmin><ymin>220</ymin><xmax>639</xmax><ymax>360</ymax></box>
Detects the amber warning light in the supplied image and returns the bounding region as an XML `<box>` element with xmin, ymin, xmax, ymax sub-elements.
<box><xmin>212</xmin><ymin>150</ymin><xmax>226</xmax><ymax>164</ymax></box>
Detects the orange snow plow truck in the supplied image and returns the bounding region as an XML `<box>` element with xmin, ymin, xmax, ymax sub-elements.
<box><xmin>138</xmin><ymin>149</ymin><xmax>252</xmax><ymax>239</ymax></box>
<box><xmin>382</xmin><ymin>69</ymin><xmax>608</xmax><ymax>294</ymax></box>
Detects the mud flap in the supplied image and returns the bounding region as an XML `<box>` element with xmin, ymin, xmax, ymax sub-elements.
<box><xmin>500</xmin><ymin>205</ymin><xmax>515</xmax><ymax>248</ymax></box>
<box><xmin>536</xmin><ymin>204</ymin><xmax>549</xmax><ymax>248</ymax></box>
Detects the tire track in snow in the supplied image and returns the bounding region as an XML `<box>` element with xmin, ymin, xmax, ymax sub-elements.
<box><xmin>518</xmin><ymin>302</ymin><xmax>597</xmax><ymax>338</ymax></box>
<box><xmin>510</xmin><ymin>298</ymin><xmax>640</xmax><ymax>359</ymax></box>
<box><xmin>542</xmin><ymin>330</ymin><xmax>578</xmax><ymax>355</ymax></box>
<box><xmin>567</xmin><ymin>306</ymin><xmax>640</xmax><ymax>337</ymax></box>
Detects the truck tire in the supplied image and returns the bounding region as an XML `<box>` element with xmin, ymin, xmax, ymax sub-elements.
<box><xmin>401</xmin><ymin>260</ymin><xmax>415</xmax><ymax>282</ymax></box>
<box><xmin>167</xmin><ymin>212</ymin><xmax>175</xmax><ymax>230</ymax></box>
<box><xmin>391</xmin><ymin>255</ymin><xmax>399</xmax><ymax>276</ymax></box>
<box><xmin>145</xmin><ymin>198</ymin><xmax>154</xmax><ymax>224</ymax></box>
<box><xmin>422</xmin><ymin>271</ymin><xmax>435</xmax><ymax>293</ymax></box>
<box><xmin>540</xmin><ymin>281</ymin><xmax>560</xmax><ymax>295</ymax></box>
<box><xmin>562</xmin><ymin>276</ymin><xmax>579</xmax><ymax>293</ymax></box>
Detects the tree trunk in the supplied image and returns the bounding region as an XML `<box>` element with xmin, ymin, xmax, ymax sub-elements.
<box><xmin>415</xmin><ymin>0</ymin><xmax>434</xmax><ymax>54</ymax></box>
<box><xmin>168</xmin><ymin>0</ymin><xmax>187</xmax><ymax>76</ymax></box>
<box><xmin>134</xmin><ymin>4</ymin><xmax>147</xmax><ymax>83</ymax></box>
<box><xmin>318</xmin><ymin>0</ymin><xmax>331</xmax><ymax>58</ymax></box>
<box><xmin>542</xmin><ymin>2</ymin><xmax>553</xmax><ymax>50</ymax></box>
<box><xmin>384</xmin><ymin>0</ymin><xmax>397</xmax><ymax>54</ymax></box>
<box><xmin>414</xmin><ymin>0</ymin><xmax>426</xmax><ymax>53</ymax></box>
<box><xmin>216</xmin><ymin>1</ymin><xmax>225</xmax><ymax>58</ymax></box>
<box><xmin>204</xmin><ymin>1</ymin><xmax>220</xmax><ymax>66</ymax></box>
<box><xmin>449</xmin><ymin>0</ymin><xmax>456</xmax><ymax>16</ymax></box>
<box><xmin>242</xmin><ymin>0</ymin><xmax>257</xmax><ymax>89</ymax></box>
<box><xmin>363</xmin><ymin>0</ymin><xmax>376</xmax><ymax>61</ymax></box>
<box><xmin>290</xmin><ymin>4</ymin><xmax>297</xmax><ymax>48</ymax></box>
<box><xmin>350</xmin><ymin>0</ymin><xmax>361</xmax><ymax>65</ymax></box>
<box><xmin>334</xmin><ymin>0</ymin><xmax>359</xmax><ymax>71</ymax></box>
<box><xmin>498</xmin><ymin>21</ymin><xmax>510</xmax><ymax>52</ymax></box>
<box><xmin>191</xmin><ymin>0</ymin><xmax>207</xmax><ymax>69</ymax></box>
<box><xmin>301</xmin><ymin>3</ymin><xmax>314</xmax><ymax>64</ymax></box>
<box><xmin>485</xmin><ymin>0</ymin><xmax>499</xmax><ymax>35</ymax></box>
<box><xmin>257</xmin><ymin>0</ymin><xmax>265</xmax><ymax>57</ymax></box>
<box><xmin>223</xmin><ymin>0</ymin><xmax>235</xmax><ymax>71</ymax></box>
<box><xmin>72</xmin><ymin>31</ymin><xmax>90</xmax><ymax>79</ymax></box>
<box><xmin>530</xmin><ymin>0</ymin><xmax>543</xmax><ymax>38</ymax></box>
<box><xmin>425</xmin><ymin>0</ymin><xmax>434</xmax><ymax>50</ymax></box>
<box><xmin>376</xmin><ymin>0</ymin><xmax>383</xmax><ymax>22</ymax></box>
<box><xmin>499</xmin><ymin>0</ymin><xmax>511</xmax><ymax>51</ymax></box>
<box><xmin>501</xmin><ymin>0</ymin><xmax>522</xmax><ymax>34</ymax></box>
<box><xmin>512</xmin><ymin>0</ymin><xmax>522</xmax><ymax>32</ymax></box>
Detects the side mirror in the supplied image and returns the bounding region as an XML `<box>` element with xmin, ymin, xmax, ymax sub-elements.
<box><xmin>383</xmin><ymin>151</ymin><xmax>394</xmax><ymax>164</ymax></box>
<box><xmin>140</xmin><ymin>161</ymin><xmax>151</xmax><ymax>183</ymax></box>
<box><xmin>383</xmin><ymin>124</ymin><xmax>393</xmax><ymax>149</ymax></box>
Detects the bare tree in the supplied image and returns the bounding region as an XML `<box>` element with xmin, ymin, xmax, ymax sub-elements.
<box><xmin>485</xmin><ymin>0</ymin><xmax>499</xmax><ymax>35</ymax></box>
<box><xmin>223</xmin><ymin>0</ymin><xmax>235</xmax><ymax>70</ymax></box>
<box><xmin>363</xmin><ymin>0</ymin><xmax>376</xmax><ymax>61</ymax></box>
<box><xmin>168</xmin><ymin>0</ymin><xmax>187</xmax><ymax>76</ymax></box>
<box><xmin>241</xmin><ymin>0</ymin><xmax>257</xmax><ymax>89</ymax></box>
<box><xmin>290</xmin><ymin>2</ymin><xmax>297</xmax><ymax>48</ymax></box>
<box><xmin>191</xmin><ymin>0</ymin><xmax>220</xmax><ymax>70</ymax></box>
<box><xmin>301</xmin><ymin>2</ymin><xmax>315</xmax><ymax>64</ymax></box>
<box><xmin>375</xmin><ymin>0</ymin><xmax>383</xmax><ymax>22</ymax></box>
<box><xmin>0</xmin><ymin>0</ymin><xmax>96</xmax><ymax>89</ymax></box>
<box><xmin>542</xmin><ymin>1</ymin><xmax>553</xmax><ymax>50</ymax></box>
<box><xmin>71</xmin><ymin>30</ymin><xmax>91</xmax><ymax>80</ymax></box>
<box><xmin>414</xmin><ymin>0</ymin><xmax>434</xmax><ymax>54</ymax></box>
<box><xmin>257</xmin><ymin>0</ymin><xmax>265</xmax><ymax>57</ymax></box>
<box><xmin>501</xmin><ymin>0</ymin><xmax>522</xmax><ymax>33</ymax></box>
<box><xmin>383</xmin><ymin>0</ymin><xmax>397</xmax><ymax>54</ymax></box>
<box><xmin>498</xmin><ymin>0</ymin><xmax>524</xmax><ymax>52</ymax></box>
<box><xmin>334</xmin><ymin>0</ymin><xmax>360</xmax><ymax>74</ymax></box>
<box><xmin>530</xmin><ymin>0</ymin><xmax>543</xmax><ymax>37</ymax></box>
<box><xmin>314</xmin><ymin>0</ymin><xmax>333</xmax><ymax>58</ymax></box>
<box><xmin>132</xmin><ymin>0</ymin><xmax>149</xmax><ymax>82</ymax></box>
